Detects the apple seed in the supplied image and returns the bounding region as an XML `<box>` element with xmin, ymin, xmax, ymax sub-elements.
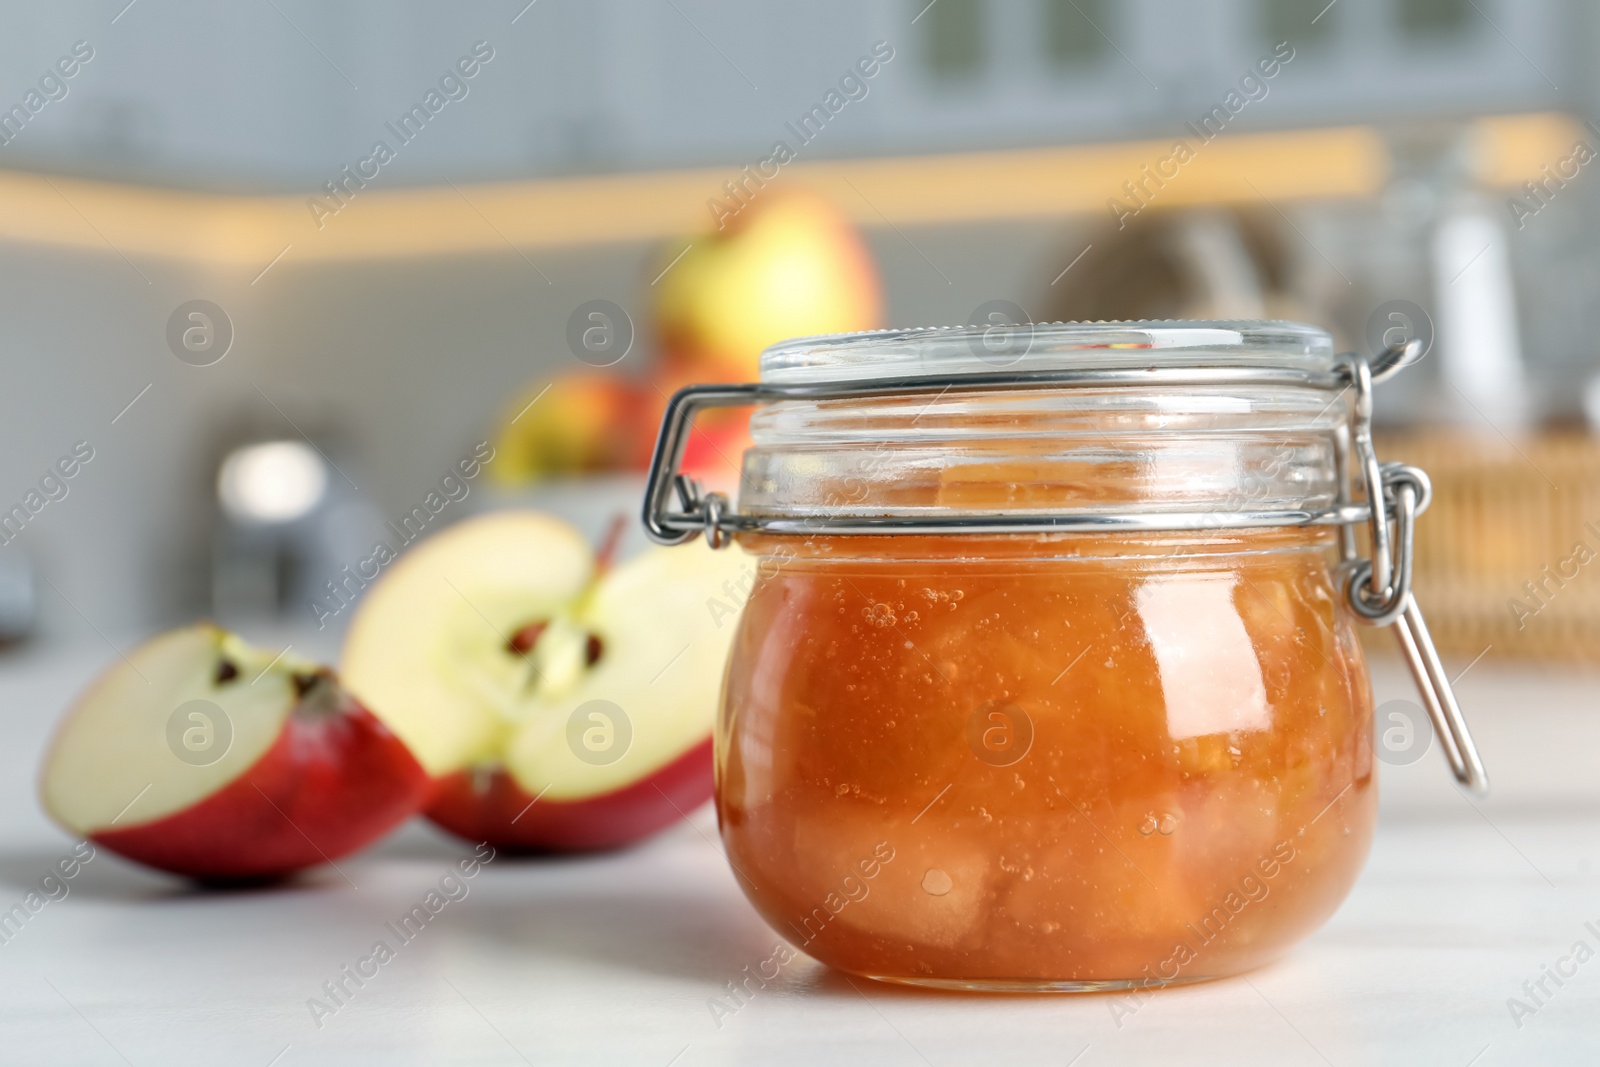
<box><xmin>507</xmin><ymin>621</ymin><xmax>549</xmax><ymax>656</ymax></box>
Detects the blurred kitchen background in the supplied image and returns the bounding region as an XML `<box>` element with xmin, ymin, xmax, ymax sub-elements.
<box><xmin>2</xmin><ymin>0</ymin><xmax>1600</xmax><ymax>660</ymax></box>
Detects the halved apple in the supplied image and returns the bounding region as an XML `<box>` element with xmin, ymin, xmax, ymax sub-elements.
<box><xmin>40</xmin><ymin>624</ymin><xmax>428</xmax><ymax>883</ymax></box>
<box><xmin>340</xmin><ymin>510</ymin><xmax>747</xmax><ymax>851</ymax></box>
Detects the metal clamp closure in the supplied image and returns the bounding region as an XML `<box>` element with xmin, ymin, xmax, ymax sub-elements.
<box><xmin>641</xmin><ymin>351</ymin><xmax>1488</xmax><ymax>794</ymax></box>
<box><xmin>1337</xmin><ymin>355</ymin><xmax>1488</xmax><ymax>794</ymax></box>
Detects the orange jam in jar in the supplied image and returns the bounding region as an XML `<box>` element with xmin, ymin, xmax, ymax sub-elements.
<box><xmin>719</xmin><ymin>530</ymin><xmax>1373</xmax><ymax>988</ymax></box>
<box><xmin>644</xmin><ymin>321</ymin><xmax>1477</xmax><ymax>990</ymax></box>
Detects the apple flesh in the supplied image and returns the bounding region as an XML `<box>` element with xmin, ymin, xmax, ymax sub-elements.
<box><xmin>340</xmin><ymin>510</ymin><xmax>748</xmax><ymax>851</ymax></box>
<box><xmin>40</xmin><ymin>625</ymin><xmax>428</xmax><ymax>883</ymax></box>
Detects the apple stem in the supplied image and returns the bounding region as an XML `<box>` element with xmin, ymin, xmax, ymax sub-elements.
<box><xmin>593</xmin><ymin>513</ymin><xmax>629</xmax><ymax>578</ymax></box>
<box><xmin>572</xmin><ymin>512</ymin><xmax>629</xmax><ymax>614</ymax></box>
<box><xmin>506</xmin><ymin>515</ymin><xmax>625</xmax><ymax>683</ymax></box>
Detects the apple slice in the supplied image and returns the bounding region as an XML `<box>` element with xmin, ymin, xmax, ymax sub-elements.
<box><xmin>338</xmin><ymin>511</ymin><xmax>595</xmax><ymax>779</ymax></box>
<box><xmin>341</xmin><ymin>509</ymin><xmax>748</xmax><ymax>851</ymax></box>
<box><xmin>40</xmin><ymin>624</ymin><xmax>428</xmax><ymax>883</ymax></box>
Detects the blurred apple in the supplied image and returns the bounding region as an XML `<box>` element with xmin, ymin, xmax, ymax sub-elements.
<box><xmin>648</xmin><ymin>190</ymin><xmax>882</xmax><ymax>487</ymax></box>
<box><xmin>490</xmin><ymin>372</ymin><xmax>653</xmax><ymax>486</ymax></box>
<box><xmin>653</xmin><ymin>189</ymin><xmax>884</xmax><ymax>382</ymax></box>
<box><xmin>491</xmin><ymin>192</ymin><xmax>881</xmax><ymax>490</ymax></box>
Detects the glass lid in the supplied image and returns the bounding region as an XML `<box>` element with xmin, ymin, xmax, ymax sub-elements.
<box><xmin>759</xmin><ymin>320</ymin><xmax>1337</xmax><ymax>387</ymax></box>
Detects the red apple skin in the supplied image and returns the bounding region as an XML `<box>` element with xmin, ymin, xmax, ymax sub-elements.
<box><xmin>425</xmin><ymin>736</ymin><xmax>713</xmax><ymax>853</ymax></box>
<box><xmin>91</xmin><ymin>703</ymin><xmax>429</xmax><ymax>884</ymax></box>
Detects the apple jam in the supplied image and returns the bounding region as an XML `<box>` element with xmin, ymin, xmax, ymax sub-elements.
<box><xmin>717</xmin><ymin>530</ymin><xmax>1374</xmax><ymax>988</ymax></box>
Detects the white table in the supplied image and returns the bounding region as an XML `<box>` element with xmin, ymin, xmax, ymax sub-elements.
<box><xmin>2</xmin><ymin>640</ymin><xmax>1597</xmax><ymax>1065</ymax></box>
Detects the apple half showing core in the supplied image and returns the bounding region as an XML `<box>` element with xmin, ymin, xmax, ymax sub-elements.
<box><xmin>40</xmin><ymin>625</ymin><xmax>429</xmax><ymax>882</ymax></box>
<box><xmin>341</xmin><ymin>511</ymin><xmax>748</xmax><ymax>852</ymax></box>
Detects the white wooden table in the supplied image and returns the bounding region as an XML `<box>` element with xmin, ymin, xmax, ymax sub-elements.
<box><xmin>2</xmin><ymin>640</ymin><xmax>1596</xmax><ymax>1065</ymax></box>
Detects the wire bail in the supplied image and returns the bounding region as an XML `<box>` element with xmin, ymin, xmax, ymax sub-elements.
<box><xmin>1337</xmin><ymin>355</ymin><xmax>1488</xmax><ymax>794</ymax></box>
<box><xmin>641</xmin><ymin>346</ymin><xmax>1489</xmax><ymax>794</ymax></box>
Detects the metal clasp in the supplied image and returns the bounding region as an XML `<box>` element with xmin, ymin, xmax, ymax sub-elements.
<box><xmin>1338</xmin><ymin>355</ymin><xmax>1489</xmax><ymax>795</ymax></box>
<box><xmin>642</xmin><ymin>383</ymin><xmax>761</xmax><ymax>548</ymax></box>
<box><xmin>641</xmin><ymin>350</ymin><xmax>1489</xmax><ymax>794</ymax></box>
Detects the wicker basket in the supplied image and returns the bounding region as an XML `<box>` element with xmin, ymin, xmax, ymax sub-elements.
<box><xmin>1373</xmin><ymin>431</ymin><xmax>1600</xmax><ymax>662</ymax></box>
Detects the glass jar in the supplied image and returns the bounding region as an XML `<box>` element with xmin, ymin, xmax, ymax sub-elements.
<box><xmin>643</xmin><ymin>321</ymin><xmax>1484</xmax><ymax>991</ymax></box>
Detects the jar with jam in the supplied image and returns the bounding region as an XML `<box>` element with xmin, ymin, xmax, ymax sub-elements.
<box><xmin>643</xmin><ymin>321</ymin><xmax>1485</xmax><ymax>991</ymax></box>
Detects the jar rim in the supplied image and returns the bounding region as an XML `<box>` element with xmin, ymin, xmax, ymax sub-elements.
<box><xmin>760</xmin><ymin>320</ymin><xmax>1336</xmax><ymax>387</ymax></box>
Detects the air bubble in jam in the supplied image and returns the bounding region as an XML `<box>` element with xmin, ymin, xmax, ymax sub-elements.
<box><xmin>922</xmin><ymin>868</ymin><xmax>953</xmax><ymax>896</ymax></box>
<box><xmin>862</xmin><ymin>602</ymin><xmax>897</xmax><ymax>628</ymax></box>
